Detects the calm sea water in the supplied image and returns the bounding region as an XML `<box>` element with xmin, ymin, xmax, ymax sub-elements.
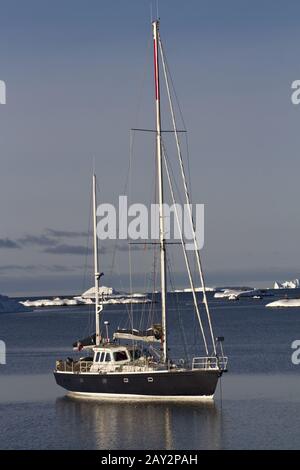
<box><xmin>1</xmin><ymin>292</ymin><xmax>300</xmax><ymax>450</ymax></box>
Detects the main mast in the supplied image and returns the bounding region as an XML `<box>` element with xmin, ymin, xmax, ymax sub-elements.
<box><xmin>93</xmin><ymin>173</ymin><xmax>101</xmax><ymax>346</ymax></box>
<box><xmin>153</xmin><ymin>20</ymin><xmax>168</xmax><ymax>364</ymax></box>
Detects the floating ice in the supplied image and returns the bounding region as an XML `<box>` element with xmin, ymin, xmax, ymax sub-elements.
<box><xmin>266</xmin><ymin>298</ymin><xmax>300</xmax><ymax>308</ymax></box>
<box><xmin>274</xmin><ymin>279</ymin><xmax>300</xmax><ymax>289</ymax></box>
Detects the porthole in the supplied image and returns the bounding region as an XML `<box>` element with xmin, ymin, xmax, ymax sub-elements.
<box><xmin>147</xmin><ymin>377</ymin><xmax>153</xmax><ymax>383</ymax></box>
<box><xmin>123</xmin><ymin>378</ymin><xmax>129</xmax><ymax>383</ymax></box>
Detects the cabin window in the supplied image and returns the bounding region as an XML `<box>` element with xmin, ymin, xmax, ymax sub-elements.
<box><xmin>95</xmin><ymin>352</ymin><xmax>100</xmax><ymax>362</ymax></box>
<box><xmin>113</xmin><ymin>351</ymin><xmax>128</xmax><ymax>362</ymax></box>
<box><xmin>105</xmin><ymin>353</ymin><xmax>111</xmax><ymax>362</ymax></box>
<box><xmin>100</xmin><ymin>352</ymin><xmax>105</xmax><ymax>362</ymax></box>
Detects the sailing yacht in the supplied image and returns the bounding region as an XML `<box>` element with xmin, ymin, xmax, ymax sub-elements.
<box><xmin>54</xmin><ymin>20</ymin><xmax>228</xmax><ymax>399</ymax></box>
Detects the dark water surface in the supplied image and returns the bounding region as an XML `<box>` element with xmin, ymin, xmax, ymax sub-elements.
<box><xmin>1</xmin><ymin>293</ymin><xmax>300</xmax><ymax>449</ymax></box>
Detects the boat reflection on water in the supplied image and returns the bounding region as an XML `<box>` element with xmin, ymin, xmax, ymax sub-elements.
<box><xmin>55</xmin><ymin>396</ymin><xmax>222</xmax><ymax>450</ymax></box>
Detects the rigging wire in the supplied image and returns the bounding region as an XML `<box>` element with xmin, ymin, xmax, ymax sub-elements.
<box><xmin>162</xmin><ymin>143</ymin><xmax>208</xmax><ymax>354</ymax></box>
<box><xmin>165</xmin><ymin>251</ymin><xmax>190</xmax><ymax>364</ymax></box>
<box><xmin>108</xmin><ymin>34</ymin><xmax>151</xmax><ymax>280</ymax></box>
<box><xmin>106</xmin><ymin>36</ymin><xmax>153</xmax><ymax>336</ymax></box>
<box><xmin>159</xmin><ymin>33</ymin><xmax>216</xmax><ymax>355</ymax></box>
<box><xmin>157</xmin><ymin>28</ymin><xmax>196</xmax><ymax>279</ymax></box>
<box><xmin>156</xmin><ymin>34</ymin><xmax>193</xmax><ymax>200</ymax></box>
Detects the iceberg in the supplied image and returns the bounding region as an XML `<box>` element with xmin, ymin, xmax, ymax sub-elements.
<box><xmin>74</xmin><ymin>296</ymin><xmax>151</xmax><ymax>305</ymax></box>
<box><xmin>214</xmin><ymin>288</ymin><xmax>272</xmax><ymax>300</ymax></box>
<box><xmin>80</xmin><ymin>286</ymin><xmax>116</xmax><ymax>298</ymax></box>
<box><xmin>74</xmin><ymin>285</ymin><xmax>151</xmax><ymax>305</ymax></box>
<box><xmin>214</xmin><ymin>288</ymin><xmax>256</xmax><ymax>299</ymax></box>
<box><xmin>21</xmin><ymin>290</ymin><xmax>152</xmax><ymax>309</ymax></box>
<box><xmin>274</xmin><ymin>279</ymin><xmax>300</xmax><ymax>289</ymax></box>
<box><xmin>21</xmin><ymin>297</ymin><xmax>80</xmax><ymax>308</ymax></box>
<box><xmin>173</xmin><ymin>287</ymin><xmax>216</xmax><ymax>293</ymax></box>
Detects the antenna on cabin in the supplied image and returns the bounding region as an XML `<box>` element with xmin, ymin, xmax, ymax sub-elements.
<box><xmin>104</xmin><ymin>321</ymin><xmax>110</xmax><ymax>343</ymax></box>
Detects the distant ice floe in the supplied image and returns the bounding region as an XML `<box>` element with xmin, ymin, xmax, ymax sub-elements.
<box><xmin>21</xmin><ymin>297</ymin><xmax>79</xmax><ymax>308</ymax></box>
<box><xmin>74</xmin><ymin>296</ymin><xmax>151</xmax><ymax>305</ymax></box>
<box><xmin>173</xmin><ymin>287</ymin><xmax>216</xmax><ymax>293</ymax></box>
<box><xmin>214</xmin><ymin>288</ymin><xmax>272</xmax><ymax>301</ymax></box>
<box><xmin>20</xmin><ymin>285</ymin><xmax>152</xmax><ymax>309</ymax></box>
<box><xmin>21</xmin><ymin>297</ymin><xmax>151</xmax><ymax>308</ymax></box>
<box><xmin>214</xmin><ymin>289</ymin><xmax>251</xmax><ymax>299</ymax></box>
<box><xmin>74</xmin><ymin>285</ymin><xmax>151</xmax><ymax>305</ymax></box>
<box><xmin>274</xmin><ymin>279</ymin><xmax>300</xmax><ymax>289</ymax></box>
<box><xmin>266</xmin><ymin>298</ymin><xmax>300</xmax><ymax>308</ymax></box>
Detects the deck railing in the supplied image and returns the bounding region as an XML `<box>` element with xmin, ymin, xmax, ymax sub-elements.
<box><xmin>56</xmin><ymin>357</ymin><xmax>228</xmax><ymax>373</ymax></box>
<box><xmin>55</xmin><ymin>360</ymin><xmax>92</xmax><ymax>373</ymax></box>
<box><xmin>192</xmin><ymin>356</ymin><xmax>228</xmax><ymax>371</ymax></box>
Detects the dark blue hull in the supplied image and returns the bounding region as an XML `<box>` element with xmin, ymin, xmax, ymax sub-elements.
<box><xmin>54</xmin><ymin>369</ymin><xmax>221</xmax><ymax>398</ymax></box>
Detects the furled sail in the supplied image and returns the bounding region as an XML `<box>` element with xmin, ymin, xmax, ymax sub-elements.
<box><xmin>113</xmin><ymin>325</ymin><xmax>162</xmax><ymax>343</ymax></box>
<box><xmin>72</xmin><ymin>333</ymin><xmax>96</xmax><ymax>351</ymax></box>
